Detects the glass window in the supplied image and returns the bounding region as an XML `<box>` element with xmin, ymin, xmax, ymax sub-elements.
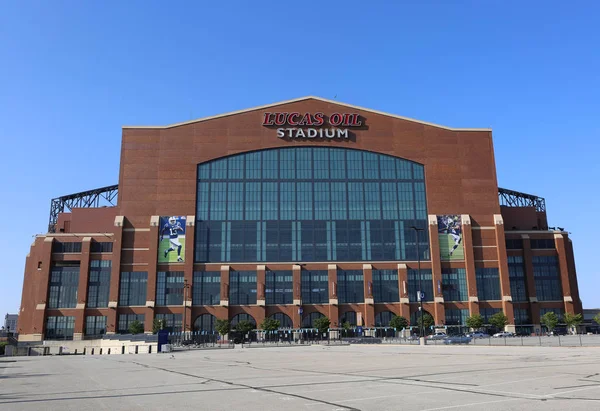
<box><xmin>192</xmin><ymin>272</ymin><xmax>221</xmax><ymax>305</ymax></box>
<box><xmin>229</xmin><ymin>271</ymin><xmax>257</xmax><ymax>305</ymax></box>
<box><xmin>119</xmin><ymin>271</ymin><xmax>147</xmax><ymax>306</ymax></box>
<box><xmin>340</xmin><ymin>311</ymin><xmax>358</xmax><ymax>326</ymax></box>
<box><xmin>195</xmin><ymin>147</ymin><xmax>428</xmax><ymax>263</ymax></box>
<box><xmin>118</xmin><ymin>314</ymin><xmax>145</xmax><ymax>334</ymax></box>
<box><xmin>480</xmin><ymin>308</ymin><xmax>501</xmax><ymax>323</ymax></box>
<box><xmin>476</xmin><ymin>268</ymin><xmax>501</xmax><ymax>301</ymax></box>
<box><xmin>230</xmin><ymin>313</ymin><xmax>256</xmax><ymax>328</ymax></box>
<box><xmin>337</xmin><ymin>270</ymin><xmax>364</xmax><ymax>303</ymax></box>
<box><xmin>505</xmin><ymin>239</ymin><xmax>523</xmax><ymax>249</ymax></box>
<box><xmin>48</xmin><ymin>262</ymin><xmax>79</xmax><ymax>309</ymax></box>
<box><xmin>52</xmin><ymin>242</ymin><xmax>82</xmax><ymax>253</ymax></box>
<box><xmin>156</xmin><ymin>272</ymin><xmax>184</xmax><ymax>306</ymax></box>
<box><xmin>265</xmin><ymin>271</ymin><xmax>293</xmax><ymax>305</ymax></box>
<box><xmin>45</xmin><ymin>316</ymin><xmax>75</xmax><ymax>340</ymax></box>
<box><xmin>508</xmin><ymin>256</ymin><xmax>527</xmax><ymax>302</ymax></box>
<box><xmin>194</xmin><ymin>314</ymin><xmax>217</xmax><ymax>332</ymax></box>
<box><xmin>530</xmin><ymin>239</ymin><xmax>555</xmax><ymax>249</ymax></box>
<box><xmin>301</xmin><ymin>270</ymin><xmax>329</xmax><ymax>304</ymax></box>
<box><xmin>514</xmin><ymin>308</ymin><xmax>530</xmax><ymax>325</ymax></box>
<box><xmin>269</xmin><ymin>313</ymin><xmax>293</xmax><ymax>328</ymax></box>
<box><xmin>374</xmin><ymin>311</ymin><xmax>395</xmax><ymax>327</ymax></box>
<box><xmin>302</xmin><ymin>312</ymin><xmax>324</xmax><ymax>328</ymax></box>
<box><xmin>87</xmin><ymin>260</ymin><xmax>111</xmax><ymax>308</ymax></box>
<box><xmin>90</xmin><ymin>242</ymin><xmax>113</xmax><ymax>253</ymax></box>
<box><xmin>533</xmin><ymin>256</ymin><xmax>562</xmax><ymax>301</ymax></box>
<box><xmin>407</xmin><ymin>269</ymin><xmax>433</xmax><ymax>302</ymax></box>
<box><xmin>85</xmin><ymin>316</ymin><xmax>106</xmax><ymax>337</ymax></box>
<box><xmin>441</xmin><ymin>268</ymin><xmax>468</xmax><ymax>301</ymax></box>
<box><xmin>445</xmin><ymin>309</ymin><xmax>469</xmax><ymax>326</ymax></box>
<box><xmin>373</xmin><ymin>270</ymin><xmax>399</xmax><ymax>303</ymax></box>
<box><xmin>154</xmin><ymin>313</ymin><xmax>182</xmax><ymax>333</ymax></box>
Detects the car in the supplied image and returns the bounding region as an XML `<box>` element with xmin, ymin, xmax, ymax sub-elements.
<box><xmin>492</xmin><ymin>332</ymin><xmax>515</xmax><ymax>338</ymax></box>
<box><xmin>427</xmin><ymin>332</ymin><xmax>448</xmax><ymax>340</ymax></box>
<box><xmin>466</xmin><ymin>332</ymin><xmax>490</xmax><ymax>339</ymax></box>
<box><xmin>443</xmin><ymin>335</ymin><xmax>472</xmax><ymax>344</ymax></box>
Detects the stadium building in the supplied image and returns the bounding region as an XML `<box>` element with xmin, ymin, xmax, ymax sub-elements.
<box><xmin>17</xmin><ymin>96</ymin><xmax>583</xmax><ymax>342</ymax></box>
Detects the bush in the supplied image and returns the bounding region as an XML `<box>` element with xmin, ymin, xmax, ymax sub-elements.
<box><xmin>313</xmin><ymin>316</ymin><xmax>331</xmax><ymax>334</ymax></box>
<box><xmin>389</xmin><ymin>315</ymin><xmax>408</xmax><ymax>331</ymax></box>
<box><xmin>260</xmin><ymin>318</ymin><xmax>280</xmax><ymax>332</ymax></box>
<box><xmin>215</xmin><ymin>319</ymin><xmax>230</xmax><ymax>336</ymax></box>
<box><xmin>128</xmin><ymin>320</ymin><xmax>144</xmax><ymax>335</ymax></box>
<box><xmin>0</xmin><ymin>342</ymin><xmax>7</xmax><ymax>355</ymax></box>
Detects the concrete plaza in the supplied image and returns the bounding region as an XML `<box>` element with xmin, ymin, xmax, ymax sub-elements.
<box><xmin>1</xmin><ymin>344</ymin><xmax>600</xmax><ymax>411</ymax></box>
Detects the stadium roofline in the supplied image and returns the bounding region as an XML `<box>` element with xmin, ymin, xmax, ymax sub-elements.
<box><xmin>122</xmin><ymin>96</ymin><xmax>492</xmax><ymax>132</ymax></box>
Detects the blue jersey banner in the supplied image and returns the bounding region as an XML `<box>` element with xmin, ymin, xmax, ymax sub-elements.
<box><xmin>158</xmin><ymin>216</ymin><xmax>187</xmax><ymax>263</ymax></box>
<box><xmin>437</xmin><ymin>215</ymin><xmax>464</xmax><ymax>261</ymax></box>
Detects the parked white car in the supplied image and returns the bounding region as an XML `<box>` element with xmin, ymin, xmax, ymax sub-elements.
<box><xmin>493</xmin><ymin>332</ymin><xmax>515</xmax><ymax>338</ymax></box>
<box><xmin>466</xmin><ymin>332</ymin><xmax>490</xmax><ymax>339</ymax></box>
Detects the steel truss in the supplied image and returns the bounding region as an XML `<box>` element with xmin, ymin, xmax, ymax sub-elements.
<box><xmin>48</xmin><ymin>184</ymin><xmax>118</xmax><ymax>233</ymax></box>
<box><xmin>498</xmin><ymin>187</ymin><xmax>546</xmax><ymax>212</ymax></box>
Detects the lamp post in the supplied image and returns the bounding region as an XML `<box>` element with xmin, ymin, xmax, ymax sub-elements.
<box><xmin>411</xmin><ymin>226</ymin><xmax>425</xmax><ymax>338</ymax></box>
<box><xmin>182</xmin><ymin>279</ymin><xmax>191</xmax><ymax>340</ymax></box>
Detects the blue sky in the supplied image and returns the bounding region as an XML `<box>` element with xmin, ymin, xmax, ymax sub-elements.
<box><xmin>1</xmin><ymin>1</ymin><xmax>599</xmax><ymax>320</ymax></box>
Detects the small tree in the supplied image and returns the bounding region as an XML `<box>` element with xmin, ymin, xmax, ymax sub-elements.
<box><xmin>489</xmin><ymin>312</ymin><xmax>509</xmax><ymax>331</ymax></box>
<box><xmin>235</xmin><ymin>320</ymin><xmax>255</xmax><ymax>334</ymax></box>
<box><xmin>541</xmin><ymin>312</ymin><xmax>559</xmax><ymax>333</ymax></box>
<box><xmin>563</xmin><ymin>312</ymin><xmax>583</xmax><ymax>334</ymax></box>
<box><xmin>342</xmin><ymin>321</ymin><xmax>351</xmax><ymax>331</ymax></box>
<box><xmin>152</xmin><ymin>318</ymin><xmax>166</xmax><ymax>334</ymax></box>
<box><xmin>389</xmin><ymin>315</ymin><xmax>409</xmax><ymax>331</ymax></box>
<box><xmin>313</xmin><ymin>316</ymin><xmax>331</xmax><ymax>334</ymax></box>
<box><xmin>128</xmin><ymin>320</ymin><xmax>144</xmax><ymax>335</ymax></box>
<box><xmin>215</xmin><ymin>319</ymin><xmax>230</xmax><ymax>337</ymax></box>
<box><xmin>260</xmin><ymin>318</ymin><xmax>280</xmax><ymax>332</ymax></box>
<box><xmin>416</xmin><ymin>313</ymin><xmax>434</xmax><ymax>334</ymax></box>
<box><xmin>594</xmin><ymin>313</ymin><xmax>600</xmax><ymax>327</ymax></box>
<box><xmin>466</xmin><ymin>314</ymin><xmax>484</xmax><ymax>331</ymax></box>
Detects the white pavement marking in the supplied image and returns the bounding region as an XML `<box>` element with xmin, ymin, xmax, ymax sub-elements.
<box><xmin>545</xmin><ymin>384</ymin><xmax>600</xmax><ymax>397</ymax></box>
<box><xmin>418</xmin><ymin>398</ymin><xmax>522</xmax><ymax>411</ymax></box>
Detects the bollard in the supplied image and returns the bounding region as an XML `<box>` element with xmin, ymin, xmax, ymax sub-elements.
<box><xmin>91</xmin><ymin>348</ymin><xmax>94</xmax><ymax>355</ymax></box>
<box><xmin>83</xmin><ymin>347</ymin><xmax>86</xmax><ymax>355</ymax></box>
<box><xmin>580</xmin><ymin>334</ymin><xmax>582</xmax><ymax>347</ymax></box>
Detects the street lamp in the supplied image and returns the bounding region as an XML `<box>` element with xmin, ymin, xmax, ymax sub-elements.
<box><xmin>411</xmin><ymin>226</ymin><xmax>425</xmax><ymax>338</ymax></box>
<box><xmin>182</xmin><ymin>279</ymin><xmax>191</xmax><ymax>339</ymax></box>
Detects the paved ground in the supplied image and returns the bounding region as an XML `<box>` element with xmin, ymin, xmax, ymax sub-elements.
<box><xmin>1</xmin><ymin>345</ymin><xmax>600</xmax><ymax>411</ymax></box>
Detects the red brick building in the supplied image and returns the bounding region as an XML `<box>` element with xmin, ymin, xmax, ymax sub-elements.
<box><xmin>18</xmin><ymin>97</ymin><xmax>582</xmax><ymax>341</ymax></box>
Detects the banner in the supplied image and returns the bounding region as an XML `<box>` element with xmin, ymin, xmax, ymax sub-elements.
<box><xmin>158</xmin><ymin>216</ymin><xmax>187</xmax><ymax>263</ymax></box>
<box><xmin>437</xmin><ymin>215</ymin><xmax>463</xmax><ymax>261</ymax></box>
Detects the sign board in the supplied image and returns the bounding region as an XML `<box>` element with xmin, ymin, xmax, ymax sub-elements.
<box><xmin>417</xmin><ymin>291</ymin><xmax>425</xmax><ymax>302</ymax></box>
<box><xmin>262</xmin><ymin>112</ymin><xmax>364</xmax><ymax>140</ymax></box>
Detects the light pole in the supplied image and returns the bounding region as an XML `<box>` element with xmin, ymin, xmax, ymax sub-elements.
<box><xmin>411</xmin><ymin>226</ymin><xmax>425</xmax><ymax>338</ymax></box>
<box><xmin>182</xmin><ymin>279</ymin><xmax>191</xmax><ymax>339</ymax></box>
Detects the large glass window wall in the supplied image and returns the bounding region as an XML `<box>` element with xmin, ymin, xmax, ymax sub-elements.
<box><xmin>195</xmin><ymin>147</ymin><xmax>428</xmax><ymax>263</ymax></box>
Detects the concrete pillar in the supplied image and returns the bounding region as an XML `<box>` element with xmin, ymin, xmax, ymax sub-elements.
<box><xmin>74</xmin><ymin>237</ymin><xmax>92</xmax><ymax>339</ymax></box>
<box><xmin>461</xmin><ymin>215</ymin><xmax>479</xmax><ymax>316</ymax></box>
<box><xmin>494</xmin><ymin>215</ymin><xmax>514</xmax><ymax>326</ymax></box>
<box><xmin>107</xmin><ymin>216</ymin><xmax>124</xmax><ymax>334</ymax></box>
<box><xmin>554</xmin><ymin>233</ymin><xmax>574</xmax><ymax>315</ymax></box>
<box><xmin>220</xmin><ymin>266</ymin><xmax>230</xmax><ymax>307</ymax></box>
<box><xmin>363</xmin><ymin>264</ymin><xmax>374</xmax><ymax>327</ymax></box>
<box><xmin>398</xmin><ymin>263</ymin><xmax>410</xmax><ymax>319</ymax></box>
<box><xmin>183</xmin><ymin>216</ymin><xmax>195</xmax><ymax>333</ymax></box>
<box><xmin>428</xmin><ymin>216</ymin><xmax>445</xmax><ymax>325</ymax></box>
<box><xmin>328</xmin><ymin>264</ymin><xmax>339</xmax><ymax>327</ymax></box>
<box><xmin>292</xmin><ymin>264</ymin><xmax>302</xmax><ymax>328</ymax></box>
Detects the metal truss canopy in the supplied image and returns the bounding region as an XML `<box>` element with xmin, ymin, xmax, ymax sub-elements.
<box><xmin>48</xmin><ymin>184</ymin><xmax>118</xmax><ymax>233</ymax></box>
<box><xmin>498</xmin><ymin>187</ymin><xmax>546</xmax><ymax>212</ymax></box>
<box><xmin>46</xmin><ymin>184</ymin><xmax>545</xmax><ymax>233</ymax></box>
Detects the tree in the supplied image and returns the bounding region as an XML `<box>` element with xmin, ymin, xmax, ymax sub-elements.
<box><xmin>342</xmin><ymin>321</ymin><xmax>352</xmax><ymax>331</ymax></box>
<box><xmin>128</xmin><ymin>320</ymin><xmax>144</xmax><ymax>335</ymax></box>
<box><xmin>466</xmin><ymin>314</ymin><xmax>484</xmax><ymax>331</ymax></box>
<box><xmin>152</xmin><ymin>318</ymin><xmax>166</xmax><ymax>334</ymax></box>
<box><xmin>416</xmin><ymin>313</ymin><xmax>434</xmax><ymax>334</ymax></box>
<box><xmin>563</xmin><ymin>312</ymin><xmax>583</xmax><ymax>334</ymax></box>
<box><xmin>260</xmin><ymin>318</ymin><xmax>280</xmax><ymax>332</ymax></box>
<box><xmin>313</xmin><ymin>316</ymin><xmax>331</xmax><ymax>334</ymax></box>
<box><xmin>215</xmin><ymin>319</ymin><xmax>230</xmax><ymax>337</ymax></box>
<box><xmin>594</xmin><ymin>313</ymin><xmax>600</xmax><ymax>327</ymax></box>
<box><xmin>541</xmin><ymin>312</ymin><xmax>559</xmax><ymax>333</ymax></box>
<box><xmin>389</xmin><ymin>315</ymin><xmax>409</xmax><ymax>331</ymax></box>
<box><xmin>489</xmin><ymin>312</ymin><xmax>509</xmax><ymax>331</ymax></box>
<box><xmin>235</xmin><ymin>320</ymin><xmax>255</xmax><ymax>334</ymax></box>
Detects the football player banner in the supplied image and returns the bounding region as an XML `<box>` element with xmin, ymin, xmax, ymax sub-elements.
<box><xmin>158</xmin><ymin>216</ymin><xmax>186</xmax><ymax>263</ymax></box>
<box><xmin>437</xmin><ymin>215</ymin><xmax>464</xmax><ymax>261</ymax></box>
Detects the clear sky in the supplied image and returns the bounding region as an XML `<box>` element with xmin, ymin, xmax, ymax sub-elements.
<box><xmin>1</xmin><ymin>1</ymin><xmax>599</xmax><ymax>320</ymax></box>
